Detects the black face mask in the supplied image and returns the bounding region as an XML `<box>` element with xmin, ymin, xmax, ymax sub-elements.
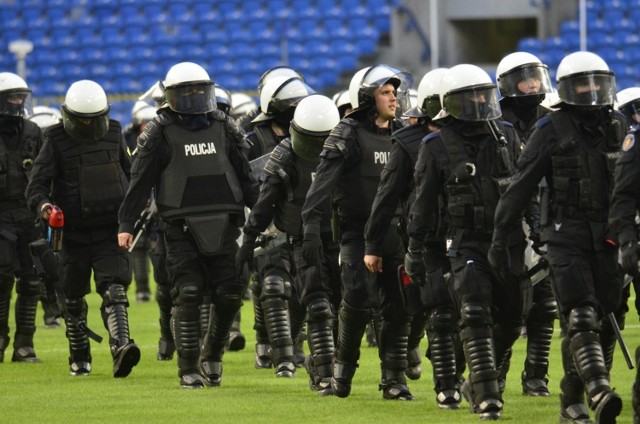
<box><xmin>272</xmin><ymin>107</ymin><xmax>295</xmax><ymax>131</ymax></box>
<box><xmin>179</xmin><ymin>114</ymin><xmax>210</xmax><ymax>130</ymax></box>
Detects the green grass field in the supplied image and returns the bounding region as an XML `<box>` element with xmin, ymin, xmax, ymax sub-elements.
<box><xmin>0</xmin><ymin>285</ymin><xmax>637</xmax><ymax>424</ymax></box>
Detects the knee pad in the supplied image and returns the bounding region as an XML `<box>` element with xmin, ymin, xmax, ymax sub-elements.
<box><xmin>261</xmin><ymin>275</ymin><xmax>291</xmax><ymax>301</ymax></box>
<box><xmin>175</xmin><ymin>283</ymin><xmax>201</xmax><ymax>307</ymax></box>
<box><xmin>529</xmin><ymin>297</ymin><xmax>558</xmax><ymax>323</ymax></box>
<box><xmin>307</xmin><ymin>297</ymin><xmax>333</xmax><ymax>322</ymax></box>
<box><xmin>460</xmin><ymin>302</ymin><xmax>492</xmax><ymax>328</ymax></box>
<box><xmin>16</xmin><ymin>278</ymin><xmax>42</xmax><ymax>298</ymax></box>
<box><xmin>215</xmin><ymin>284</ymin><xmax>245</xmax><ymax>309</ymax></box>
<box><xmin>567</xmin><ymin>306</ymin><xmax>598</xmax><ymax>337</ymax></box>
<box><xmin>102</xmin><ymin>284</ymin><xmax>128</xmax><ymax>307</ymax></box>
<box><xmin>428</xmin><ymin>306</ymin><xmax>456</xmax><ymax>333</ymax></box>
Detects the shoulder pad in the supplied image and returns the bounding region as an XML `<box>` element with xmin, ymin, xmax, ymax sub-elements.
<box><xmin>209</xmin><ymin>109</ymin><xmax>228</xmax><ymax>122</ymax></box>
<box><xmin>264</xmin><ymin>139</ymin><xmax>293</xmax><ymax>177</ymax></box>
<box><xmin>393</xmin><ymin>123</ymin><xmax>427</xmax><ymax>140</ymax></box>
<box><xmin>535</xmin><ymin>115</ymin><xmax>552</xmax><ymax>128</ymax></box>
<box><xmin>498</xmin><ymin>120</ymin><xmax>514</xmax><ymax>128</ymax></box>
<box><xmin>136</xmin><ymin>116</ymin><xmax>164</xmax><ymax>151</ymax></box>
<box><xmin>391</xmin><ymin>118</ymin><xmax>407</xmax><ymax>130</ymax></box>
<box><xmin>422</xmin><ymin>130</ymin><xmax>441</xmax><ymax>144</ymax></box>
<box><xmin>322</xmin><ymin>119</ymin><xmax>356</xmax><ymax>156</ymax></box>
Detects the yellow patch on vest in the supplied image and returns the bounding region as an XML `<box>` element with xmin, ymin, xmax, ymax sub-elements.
<box><xmin>623</xmin><ymin>134</ymin><xmax>635</xmax><ymax>152</ymax></box>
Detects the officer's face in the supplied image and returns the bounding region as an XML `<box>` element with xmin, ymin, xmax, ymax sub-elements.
<box><xmin>517</xmin><ymin>78</ymin><xmax>542</xmax><ymax>95</ymax></box>
<box><xmin>575</xmin><ymin>80</ymin><xmax>600</xmax><ymax>94</ymax></box>
<box><xmin>375</xmin><ymin>83</ymin><xmax>397</xmax><ymax>120</ymax></box>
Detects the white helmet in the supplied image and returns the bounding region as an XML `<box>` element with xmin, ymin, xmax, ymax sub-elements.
<box><xmin>615</xmin><ymin>87</ymin><xmax>640</xmax><ymax>124</ymax></box>
<box><xmin>332</xmin><ymin>89</ymin><xmax>352</xmax><ymax>118</ymax></box>
<box><xmin>556</xmin><ymin>51</ymin><xmax>616</xmax><ymax>107</ymax></box>
<box><xmin>0</xmin><ymin>72</ymin><xmax>32</xmax><ymax>117</ymax></box>
<box><xmin>257</xmin><ymin>66</ymin><xmax>304</xmax><ymax>94</ymax></box>
<box><xmin>435</xmin><ymin>64</ymin><xmax>501</xmax><ymax>121</ymax></box>
<box><xmin>252</xmin><ymin>76</ymin><xmax>315</xmax><ymax>123</ymax></box>
<box><xmin>290</xmin><ymin>94</ymin><xmax>340</xmax><ymax>162</ymax></box>
<box><xmin>349</xmin><ymin>64</ymin><xmax>414</xmax><ymax>113</ymax></box>
<box><xmin>131</xmin><ymin>101</ymin><xmax>156</xmax><ymax>126</ymax></box>
<box><xmin>214</xmin><ymin>84</ymin><xmax>232</xmax><ymax>115</ymax></box>
<box><xmin>496</xmin><ymin>52</ymin><xmax>553</xmax><ymax>98</ymax></box>
<box><xmin>61</xmin><ymin>80</ymin><xmax>110</xmax><ymax>142</ymax></box>
<box><xmin>163</xmin><ymin>62</ymin><xmax>215</xmax><ymax>114</ymax></box>
<box><xmin>404</xmin><ymin>68</ymin><xmax>448</xmax><ymax>118</ymax></box>
<box><xmin>28</xmin><ymin>105</ymin><xmax>61</xmax><ymax>129</ymax></box>
<box><xmin>230</xmin><ymin>92</ymin><xmax>257</xmax><ymax>119</ymax></box>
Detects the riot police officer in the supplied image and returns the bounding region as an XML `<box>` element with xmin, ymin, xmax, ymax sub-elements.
<box><xmin>302</xmin><ymin>64</ymin><xmax>414</xmax><ymax>400</ymax></box>
<box><xmin>237</xmin><ymin>94</ymin><xmax>341</xmax><ymax>386</ymax></box>
<box><xmin>406</xmin><ymin>64</ymin><xmax>525</xmax><ymax>419</ymax></box>
<box><xmin>246</xmin><ymin>75</ymin><xmax>315</xmax><ymax>370</ymax></box>
<box><xmin>365</xmin><ymin>67</ymin><xmax>466</xmax><ymax>408</ymax></box>
<box><xmin>616</xmin><ymin>87</ymin><xmax>640</xmax><ymax>130</ymax></box>
<box><xmin>490</xmin><ymin>51</ymin><xmax>624</xmax><ymax>423</ymax></box>
<box><xmin>332</xmin><ymin>89</ymin><xmax>352</xmax><ymax>118</ymax></box>
<box><xmin>495</xmin><ymin>51</ymin><xmax>557</xmax><ymax>397</ymax></box>
<box><xmin>0</xmin><ymin>72</ymin><xmax>44</xmax><ymax>363</ymax></box>
<box><xmin>26</xmin><ymin>80</ymin><xmax>138</xmax><ymax>377</ymax></box>
<box><xmin>230</xmin><ymin>92</ymin><xmax>258</xmax><ymax>121</ymax></box>
<box><xmin>117</xmin><ymin>62</ymin><xmax>257</xmax><ymax>389</ymax></box>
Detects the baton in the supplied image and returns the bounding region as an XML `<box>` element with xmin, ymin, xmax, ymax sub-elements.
<box><xmin>608</xmin><ymin>312</ymin><xmax>634</xmax><ymax>370</ymax></box>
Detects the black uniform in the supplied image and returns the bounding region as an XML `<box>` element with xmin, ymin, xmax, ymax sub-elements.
<box><xmin>302</xmin><ymin>111</ymin><xmax>412</xmax><ymax>399</ymax></box>
<box><xmin>407</xmin><ymin>118</ymin><xmax>526</xmax><ymax>416</ymax></box>
<box><xmin>118</xmin><ymin>109</ymin><xmax>257</xmax><ymax>387</ymax></box>
<box><xmin>0</xmin><ymin>117</ymin><xmax>43</xmax><ymax>363</ymax></box>
<box><xmin>26</xmin><ymin>120</ymin><xmax>138</xmax><ymax>377</ymax></box>
<box><xmin>608</xmin><ymin>125</ymin><xmax>640</xmax><ymax>422</ymax></box>
<box><xmin>365</xmin><ymin>122</ymin><xmax>464</xmax><ymax>407</ymax></box>
<box><xmin>492</xmin><ymin>108</ymin><xmax>625</xmax><ymax>419</ymax></box>
<box><xmin>499</xmin><ymin>99</ymin><xmax>557</xmax><ymax>396</ymax></box>
<box><xmin>241</xmin><ymin>139</ymin><xmax>340</xmax><ymax>388</ymax></box>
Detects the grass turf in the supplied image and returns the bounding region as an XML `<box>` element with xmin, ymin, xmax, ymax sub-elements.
<box><xmin>0</xmin><ymin>286</ymin><xmax>637</xmax><ymax>424</ymax></box>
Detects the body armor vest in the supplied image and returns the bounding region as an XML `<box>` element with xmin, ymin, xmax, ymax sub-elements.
<box><xmin>548</xmin><ymin>110</ymin><xmax>624</xmax><ymax>223</ymax></box>
<box><xmin>392</xmin><ymin>123</ymin><xmax>428</xmax><ymax>166</ymax></box>
<box><xmin>251</xmin><ymin>123</ymin><xmax>281</xmax><ymax>156</ymax></box>
<box><xmin>0</xmin><ymin>120</ymin><xmax>40</xmax><ymax>201</ymax></box>
<box><xmin>156</xmin><ymin>119</ymin><xmax>244</xmax><ymax>220</ymax></box>
<box><xmin>267</xmin><ymin>140</ymin><xmax>317</xmax><ymax>238</ymax></box>
<box><xmin>47</xmin><ymin>121</ymin><xmax>127</xmax><ymax>228</ymax></box>
<box><xmin>333</xmin><ymin>123</ymin><xmax>392</xmax><ymax>223</ymax></box>
<box><xmin>440</xmin><ymin>122</ymin><xmax>514</xmax><ymax>235</ymax></box>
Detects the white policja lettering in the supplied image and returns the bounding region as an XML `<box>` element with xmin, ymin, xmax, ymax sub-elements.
<box><xmin>184</xmin><ymin>142</ymin><xmax>217</xmax><ymax>156</ymax></box>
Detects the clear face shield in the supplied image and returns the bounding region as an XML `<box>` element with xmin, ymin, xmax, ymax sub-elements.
<box><xmin>620</xmin><ymin>100</ymin><xmax>640</xmax><ymax>124</ymax></box>
<box><xmin>61</xmin><ymin>105</ymin><xmax>110</xmax><ymax>143</ymax></box>
<box><xmin>424</xmin><ymin>95</ymin><xmax>442</xmax><ymax>119</ymax></box>
<box><xmin>361</xmin><ymin>65</ymin><xmax>414</xmax><ymax>114</ymax></box>
<box><xmin>557</xmin><ymin>72</ymin><xmax>616</xmax><ymax>107</ymax></box>
<box><xmin>164</xmin><ymin>81</ymin><xmax>216</xmax><ymax>114</ymax></box>
<box><xmin>268</xmin><ymin>79</ymin><xmax>316</xmax><ymax>115</ymax></box>
<box><xmin>443</xmin><ymin>84</ymin><xmax>502</xmax><ymax>121</ymax></box>
<box><xmin>498</xmin><ymin>64</ymin><xmax>553</xmax><ymax>97</ymax></box>
<box><xmin>0</xmin><ymin>89</ymin><xmax>32</xmax><ymax>117</ymax></box>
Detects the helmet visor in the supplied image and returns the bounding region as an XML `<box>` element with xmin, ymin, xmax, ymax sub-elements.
<box><xmin>61</xmin><ymin>105</ymin><xmax>110</xmax><ymax>143</ymax></box>
<box><xmin>424</xmin><ymin>95</ymin><xmax>442</xmax><ymax>119</ymax></box>
<box><xmin>361</xmin><ymin>65</ymin><xmax>414</xmax><ymax>113</ymax></box>
<box><xmin>620</xmin><ymin>100</ymin><xmax>640</xmax><ymax>123</ymax></box>
<box><xmin>268</xmin><ymin>79</ymin><xmax>315</xmax><ymax>115</ymax></box>
<box><xmin>0</xmin><ymin>89</ymin><xmax>32</xmax><ymax>116</ymax></box>
<box><xmin>290</xmin><ymin>124</ymin><xmax>327</xmax><ymax>162</ymax></box>
<box><xmin>557</xmin><ymin>72</ymin><xmax>616</xmax><ymax>107</ymax></box>
<box><xmin>165</xmin><ymin>82</ymin><xmax>216</xmax><ymax>114</ymax></box>
<box><xmin>444</xmin><ymin>84</ymin><xmax>502</xmax><ymax>121</ymax></box>
<box><xmin>498</xmin><ymin>64</ymin><xmax>553</xmax><ymax>98</ymax></box>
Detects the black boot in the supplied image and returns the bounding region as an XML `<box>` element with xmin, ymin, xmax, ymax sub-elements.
<box><xmin>226</xmin><ymin>310</ymin><xmax>245</xmax><ymax>351</ymax></box>
<box><xmin>427</xmin><ymin>306</ymin><xmax>461</xmax><ymax>409</ymax></box>
<box><xmin>12</xmin><ymin>292</ymin><xmax>40</xmax><ymax>363</ymax></box>
<box><xmin>379</xmin><ymin>318</ymin><xmax>415</xmax><ymax>401</ymax></box>
<box><xmin>65</xmin><ymin>297</ymin><xmax>92</xmax><ymax>376</ymax></box>
<box><xmin>172</xmin><ymin>307</ymin><xmax>204</xmax><ymax>389</ymax></box>
<box><xmin>156</xmin><ymin>283</ymin><xmax>175</xmax><ymax>361</ymax></box>
<box><xmin>522</xmin><ymin>297</ymin><xmax>556</xmax><ymax>396</ymax></box>
<box><xmin>331</xmin><ymin>302</ymin><xmax>371</xmax><ymax>398</ymax></box>
<box><xmin>102</xmin><ymin>285</ymin><xmax>140</xmax><ymax>378</ymax></box>
<box><xmin>261</xmin><ymin>276</ymin><xmax>295</xmax><ymax>377</ymax></box>
<box><xmin>405</xmin><ymin>311</ymin><xmax>426</xmax><ymax>380</ymax></box>
<box><xmin>200</xmin><ymin>290</ymin><xmax>244</xmax><ymax>386</ymax></box>
<box><xmin>305</xmin><ymin>298</ymin><xmax>335</xmax><ymax>396</ymax></box>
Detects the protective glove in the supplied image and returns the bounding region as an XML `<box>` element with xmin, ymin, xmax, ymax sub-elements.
<box><xmin>404</xmin><ymin>249</ymin><xmax>426</xmax><ymax>286</ymax></box>
<box><xmin>620</xmin><ymin>241</ymin><xmax>640</xmax><ymax>277</ymax></box>
<box><xmin>236</xmin><ymin>240</ymin><xmax>255</xmax><ymax>274</ymax></box>
<box><xmin>528</xmin><ymin>229</ymin><xmax>545</xmax><ymax>256</ymax></box>
<box><xmin>488</xmin><ymin>239</ymin><xmax>511</xmax><ymax>274</ymax></box>
<box><xmin>302</xmin><ymin>233</ymin><xmax>323</xmax><ymax>266</ymax></box>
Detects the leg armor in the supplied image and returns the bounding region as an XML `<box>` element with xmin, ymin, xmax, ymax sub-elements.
<box><xmin>199</xmin><ymin>293</ymin><xmax>212</xmax><ymax>343</ymax></box>
<box><xmin>306</xmin><ymin>297</ymin><xmax>335</xmax><ymax>395</ymax></box>
<box><xmin>171</xmin><ymin>283</ymin><xmax>203</xmax><ymax>388</ymax></box>
<box><xmin>260</xmin><ymin>275</ymin><xmax>295</xmax><ymax>377</ymax></box>
<box><xmin>427</xmin><ymin>306</ymin><xmax>461</xmax><ymax>409</ymax></box>
<box><xmin>65</xmin><ymin>297</ymin><xmax>92</xmax><ymax>376</ymax></box>
<box><xmin>155</xmin><ymin>283</ymin><xmax>175</xmax><ymax>361</ymax></box>
<box><xmin>406</xmin><ymin>311</ymin><xmax>427</xmax><ymax>380</ymax></box>
<box><xmin>567</xmin><ymin>306</ymin><xmax>622</xmax><ymax>422</ymax></box>
<box><xmin>130</xmin><ymin>243</ymin><xmax>150</xmax><ymax>301</ymax></box>
<box><xmin>12</xmin><ymin>278</ymin><xmax>41</xmax><ymax>362</ymax></box>
<box><xmin>0</xmin><ymin>277</ymin><xmax>14</xmax><ymax>363</ymax></box>
<box><xmin>559</xmin><ymin>334</ymin><xmax>591</xmax><ymax>423</ymax></box>
<box><xmin>459</xmin><ymin>301</ymin><xmax>502</xmax><ymax>420</ymax></box>
<box><xmin>251</xmin><ymin>279</ymin><xmax>271</xmax><ymax>368</ymax></box>
<box><xmin>200</xmin><ymin>285</ymin><xmax>244</xmax><ymax>386</ymax></box>
<box><xmin>522</xmin><ymin>294</ymin><xmax>556</xmax><ymax>396</ymax></box>
<box><xmin>226</xmin><ymin>310</ymin><xmax>246</xmax><ymax>351</ymax></box>
<box><xmin>331</xmin><ymin>301</ymin><xmax>371</xmax><ymax>398</ymax></box>
<box><xmin>290</xmin><ymin>290</ymin><xmax>307</xmax><ymax>368</ymax></box>
<box><xmin>378</xmin><ymin>317</ymin><xmax>415</xmax><ymax>401</ymax></box>
<box><xmin>366</xmin><ymin>309</ymin><xmax>382</xmax><ymax>348</ymax></box>
<box><xmin>101</xmin><ymin>284</ymin><xmax>140</xmax><ymax>378</ymax></box>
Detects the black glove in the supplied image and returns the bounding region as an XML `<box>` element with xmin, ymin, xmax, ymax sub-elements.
<box><xmin>236</xmin><ymin>240</ymin><xmax>255</xmax><ymax>274</ymax></box>
<box><xmin>404</xmin><ymin>249</ymin><xmax>426</xmax><ymax>285</ymax></box>
<box><xmin>488</xmin><ymin>240</ymin><xmax>511</xmax><ymax>274</ymax></box>
<box><xmin>528</xmin><ymin>229</ymin><xmax>545</xmax><ymax>256</ymax></box>
<box><xmin>302</xmin><ymin>233</ymin><xmax>323</xmax><ymax>266</ymax></box>
<box><xmin>620</xmin><ymin>241</ymin><xmax>640</xmax><ymax>277</ymax></box>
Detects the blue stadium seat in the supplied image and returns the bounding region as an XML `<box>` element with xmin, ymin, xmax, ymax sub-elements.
<box><xmin>517</xmin><ymin>37</ymin><xmax>542</xmax><ymax>54</ymax></box>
